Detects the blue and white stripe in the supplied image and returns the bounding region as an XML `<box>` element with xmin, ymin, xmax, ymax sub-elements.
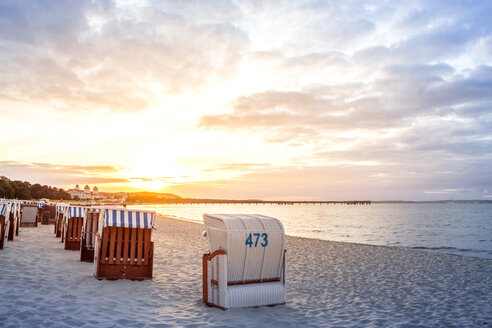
<box><xmin>103</xmin><ymin>209</ymin><xmax>155</xmax><ymax>229</ymax></box>
<box><xmin>68</xmin><ymin>206</ymin><xmax>87</xmax><ymax>218</ymax></box>
<box><xmin>0</xmin><ymin>204</ymin><xmax>9</xmax><ymax>216</ymax></box>
<box><xmin>9</xmin><ymin>202</ymin><xmax>17</xmax><ymax>213</ymax></box>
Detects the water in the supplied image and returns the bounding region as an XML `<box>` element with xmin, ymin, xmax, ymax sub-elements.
<box><xmin>128</xmin><ymin>203</ymin><xmax>492</xmax><ymax>259</ymax></box>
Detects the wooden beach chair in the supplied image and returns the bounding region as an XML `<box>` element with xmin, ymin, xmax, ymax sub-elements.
<box><xmin>36</xmin><ymin>203</ymin><xmax>45</xmax><ymax>223</ymax></box>
<box><xmin>93</xmin><ymin>209</ymin><xmax>155</xmax><ymax>280</ymax></box>
<box><xmin>0</xmin><ymin>204</ymin><xmax>11</xmax><ymax>250</ymax></box>
<box><xmin>20</xmin><ymin>204</ymin><xmax>38</xmax><ymax>227</ymax></box>
<box><xmin>15</xmin><ymin>201</ymin><xmax>21</xmax><ymax>236</ymax></box>
<box><xmin>7</xmin><ymin>201</ymin><xmax>19</xmax><ymax>241</ymax></box>
<box><xmin>64</xmin><ymin>206</ymin><xmax>87</xmax><ymax>250</ymax></box>
<box><xmin>80</xmin><ymin>209</ymin><xmax>101</xmax><ymax>262</ymax></box>
<box><xmin>54</xmin><ymin>204</ymin><xmax>66</xmax><ymax>237</ymax></box>
<box><xmin>41</xmin><ymin>204</ymin><xmax>56</xmax><ymax>225</ymax></box>
<box><xmin>202</xmin><ymin>214</ymin><xmax>286</xmax><ymax>310</ymax></box>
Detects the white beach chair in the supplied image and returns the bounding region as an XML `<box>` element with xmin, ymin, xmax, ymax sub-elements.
<box><xmin>20</xmin><ymin>204</ymin><xmax>38</xmax><ymax>227</ymax></box>
<box><xmin>202</xmin><ymin>214</ymin><xmax>286</xmax><ymax>310</ymax></box>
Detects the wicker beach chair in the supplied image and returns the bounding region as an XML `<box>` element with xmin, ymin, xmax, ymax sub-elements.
<box><xmin>80</xmin><ymin>208</ymin><xmax>101</xmax><ymax>262</ymax></box>
<box><xmin>202</xmin><ymin>214</ymin><xmax>287</xmax><ymax>310</ymax></box>
<box><xmin>54</xmin><ymin>204</ymin><xmax>67</xmax><ymax>237</ymax></box>
<box><xmin>20</xmin><ymin>204</ymin><xmax>38</xmax><ymax>227</ymax></box>
<box><xmin>64</xmin><ymin>206</ymin><xmax>87</xmax><ymax>250</ymax></box>
<box><xmin>15</xmin><ymin>201</ymin><xmax>22</xmax><ymax>236</ymax></box>
<box><xmin>41</xmin><ymin>204</ymin><xmax>56</xmax><ymax>225</ymax></box>
<box><xmin>7</xmin><ymin>201</ymin><xmax>19</xmax><ymax>241</ymax></box>
<box><xmin>93</xmin><ymin>208</ymin><xmax>155</xmax><ymax>280</ymax></box>
<box><xmin>0</xmin><ymin>204</ymin><xmax>11</xmax><ymax>250</ymax></box>
<box><xmin>36</xmin><ymin>202</ymin><xmax>46</xmax><ymax>223</ymax></box>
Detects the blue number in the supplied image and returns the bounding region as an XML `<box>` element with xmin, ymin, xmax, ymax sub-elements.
<box><xmin>253</xmin><ymin>233</ymin><xmax>260</xmax><ymax>247</ymax></box>
<box><xmin>246</xmin><ymin>233</ymin><xmax>268</xmax><ymax>247</ymax></box>
<box><xmin>245</xmin><ymin>233</ymin><xmax>253</xmax><ymax>247</ymax></box>
<box><xmin>261</xmin><ymin>233</ymin><xmax>268</xmax><ymax>247</ymax></box>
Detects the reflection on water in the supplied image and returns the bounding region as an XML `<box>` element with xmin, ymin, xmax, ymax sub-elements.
<box><xmin>128</xmin><ymin>203</ymin><xmax>492</xmax><ymax>259</ymax></box>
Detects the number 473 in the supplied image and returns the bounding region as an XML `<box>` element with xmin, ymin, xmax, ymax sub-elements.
<box><xmin>245</xmin><ymin>233</ymin><xmax>268</xmax><ymax>248</ymax></box>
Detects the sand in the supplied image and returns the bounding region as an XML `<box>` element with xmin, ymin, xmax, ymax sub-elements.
<box><xmin>0</xmin><ymin>216</ymin><xmax>491</xmax><ymax>327</ymax></box>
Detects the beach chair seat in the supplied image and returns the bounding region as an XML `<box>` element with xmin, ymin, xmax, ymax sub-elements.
<box><xmin>0</xmin><ymin>204</ymin><xmax>11</xmax><ymax>250</ymax></box>
<box><xmin>202</xmin><ymin>214</ymin><xmax>286</xmax><ymax>310</ymax></box>
<box><xmin>94</xmin><ymin>209</ymin><xmax>155</xmax><ymax>280</ymax></box>
<box><xmin>20</xmin><ymin>204</ymin><xmax>38</xmax><ymax>227</ymax></box>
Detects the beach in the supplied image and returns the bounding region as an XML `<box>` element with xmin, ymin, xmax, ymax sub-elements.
<box><xmin>1</xmin><ymin>216</ymin><xmax>491</xmax><ymax>327</ymax></box>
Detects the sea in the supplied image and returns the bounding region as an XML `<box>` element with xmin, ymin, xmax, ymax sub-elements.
<box><xmin>128</xmin><ymin>203</ymin><xmax>492</xmax><ymax>259</ymax></box>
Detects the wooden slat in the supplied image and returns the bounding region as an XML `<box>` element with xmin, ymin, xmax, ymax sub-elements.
<box><xmin>101</xmin><ymin>227</ymin><xmax>109</xmax><ymax>263</ymax></box>
<box><xmin>115</xmin><ymin>227</ymin><xmax>123</xmax><ymax>264</ymax></box>
<box><xmin>123</xmin><ymin>228</ymin><xmax>130</xmax><ymax>264</ymax></box>
<box><xmin>78</xmin><ymin>217</ymin><xmax>83</xmax><ymax>240</ymax></box>
<box><xmin>77</xmin><ymin>218</ymin><xmax>84</xmax><ymax>241</ymax></box>
<box><xmin>109</xmin><ymin>227</ymin><xmax>116</xmax><ymax>264</ymax></box>
<box><xmin>143</xmin><ymin>229</ymin><xmax>150</xmax><ymax>265</ymax></box>
<box><xmin>137</xmin><ymin>229</ymin><xmax>143</xmax><ymax>265</ymax></box>
<box><xmin>75</xmin><ymin>218</ymin><xmax>80</xmax><ymax>241</ymax></box>
<box><xmin>74</xmin><ymin>218</ymin><xmax>78</xmax><ymax>241</ymax></box>
<box><xmin>70</xmin><ymin>218</ymin><xmax>73</xmax><ymax>241</ymax></box>
<box><xmin>61</xmin><ymin>221</ymin><xmax>65</xmax><ymax>243</ymax></box>
<box><xmin>130</xmin><ymin>228</ymin><xmax>136</xmax><ymax>265</ymax></box>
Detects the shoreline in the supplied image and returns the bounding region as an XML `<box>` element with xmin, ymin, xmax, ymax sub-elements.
<box><xmin>0</xmin><ymin>216</ymin><xmax>490</xmax><ymax>327</ymax></box>
<box><xmin>157</xmin><ymin>214</ymin><xmax>492</xmax><ymax>260</ymax></box>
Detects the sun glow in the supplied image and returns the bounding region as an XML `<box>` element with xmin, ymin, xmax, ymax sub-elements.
<box><xmin>129</xmin><ymin>178</ymin><xmax>166</xmax><ymax>191</ymax></box>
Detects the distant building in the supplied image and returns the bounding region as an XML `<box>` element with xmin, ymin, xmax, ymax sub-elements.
<box><xmin>68</xmin><ymin>185</ymin><xmax>101</xmax><ymax>200</ymax></box>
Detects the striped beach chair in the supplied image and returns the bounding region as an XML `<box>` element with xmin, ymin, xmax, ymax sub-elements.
<box><xmin>0</xmin><ymin>204</ymin><xmax>11</xmax><ymax>250</ymax></box>
<box><xmin>54</xmin><ymin>204</ymin><xmax>67</xmax><ymax>237</ymax></box>
<box><xmin>80</xmin><ymin>208</ymin><xmax>101</xmax><ymax>262</ymax></box>
<box><xmin>15</xmin><ymin>201</ymin><xmax>22</xmax><ymax>236</ymax></box>
<box><xmin>64</xmin><ymin>206</ymin><xmax>87</xmax><ymax>250</ymax></box>
<box><xmin>41</xmin><ymin>204</ymin><xmax>56</xmax><ymax>225</ymax></box>
<box><xmin>202</xmin><ymin>214</ymin><xmax>286</xmax><ymax>310</ymax></box>
<box><xmin>93</xmin><ymin>208</ymin><xmax>155</xmax><ymax>280</ymax></box>
<box><xmin>7</xmin><ymin>201</ymin><xmax>19</xmax><ymax>241</ymax></box>
<box><xmin>36</xmin><ymin>202</ymin><xmax>46</xmax><ymax>223</ymax></box>
<box><xmin>20</xmin><ymin>204</ymin><xmax>38</xmax><ymax>227</ymax></box>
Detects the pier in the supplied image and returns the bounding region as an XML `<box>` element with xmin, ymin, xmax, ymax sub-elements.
<box><xmin>130</xmin><ymin>200</ymin><xmax>372</xmax><ymax>206</ymax></box>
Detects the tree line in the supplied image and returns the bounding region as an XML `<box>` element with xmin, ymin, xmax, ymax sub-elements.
<box><xmin>0</xmin><ymin>176</ymin><xmax>71</xmax><ymax>200</ymax></box>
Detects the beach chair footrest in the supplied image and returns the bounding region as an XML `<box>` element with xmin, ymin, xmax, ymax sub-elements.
<box><xmin>95</xmin><ymin>262</ymin><xmax>153</xmax><ymax>280</ymax></box>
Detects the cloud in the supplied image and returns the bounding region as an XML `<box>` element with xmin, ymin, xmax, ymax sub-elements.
<box><xmin>0</xmin><ymin>0</ymin><xmax>249</xmax><ymax>112</ymax></box>
<box><xmin>0</xmin><ymin>161</ymin><xmax>128</xmax><ymax>187</ymax></box>
<box><xmin>1</xmin><ymin>0</ymin><xmax>492</xmax><ymax>200</ymax></box>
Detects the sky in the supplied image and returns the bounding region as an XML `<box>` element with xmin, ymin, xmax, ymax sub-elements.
<box><xmin>0</xmin><ymin>0</ymin><xmax>491</xmax><ymax>200</ymax></box>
